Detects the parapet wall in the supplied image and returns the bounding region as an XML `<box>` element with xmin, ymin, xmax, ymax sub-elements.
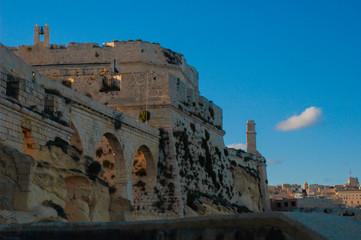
<box><xmin>0</xmin><ymin>213</ymin><xmax>326</xmax><ymax>240</ymax></box>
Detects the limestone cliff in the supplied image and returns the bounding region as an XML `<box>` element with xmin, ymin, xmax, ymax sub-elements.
<box><xmin>0</xmin><ymin>143</ymin><xmax>113</xmax><ymax>223</ymax></box>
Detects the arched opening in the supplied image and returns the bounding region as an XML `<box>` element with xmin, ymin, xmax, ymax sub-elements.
<box><xmin>132</xmin><ymin>145</ymin><xmax>156</xmax><ymax>211</ymax></box>
<box><xmin>94</xmin><ymin>133</ymin><xmax>126</xmax><ymax>196</ymax></box>
<box><xmin>70</xmin><ymin>122</ymin><xmax>83</xmax><ymax>153</ymax></box>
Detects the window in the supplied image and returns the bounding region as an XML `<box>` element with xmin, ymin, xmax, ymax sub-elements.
<box><xmin>291</xmin><ymin>201</ymin><xmax>296</xmax><ymax>207</ymax></box>
<box><xmin>284</xmin><ymin>202</ymin><xmax>288</xmax><ymax>207</ymax></box>
<box><xmin>276</xmin><ymin>203</ymin><xmax>281</xmax><ymax>208</ymax></box>
<box><xmin>6</xmin><ymin>74</ymin><xmax>20</xmax><ymax>99</ymax></box>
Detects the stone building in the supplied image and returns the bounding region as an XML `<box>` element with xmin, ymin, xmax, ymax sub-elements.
<box><xmin>348</xmin><ymin>177</ymin><xmax>360</xmax><ymax>189</ymax></box>
<box><xmin>336</xmin><ymin>190</ymin><xmax>361</xmax><ymax>208</ymax></box>
<box><xmin>271</xmin><ymin>198</ymin><xmax>297</xmax><ymax>211</ymax></box>
<box><xmin>0</xmin><ymin>25</ymin><xmax>270</xmax><ymax>223</ymax></box>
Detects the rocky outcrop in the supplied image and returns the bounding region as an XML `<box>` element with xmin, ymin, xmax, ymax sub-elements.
<box><xmin>170</xmin><ymin>118</ymin><xmax>264</xmax><ymax>213</ymax></box>
<box><xmin>0</xmin><ymin>143</ymin><xmax>112</xmax><ymax>223</ymax></box>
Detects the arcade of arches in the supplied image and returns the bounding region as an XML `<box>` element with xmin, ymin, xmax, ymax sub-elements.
<box><xmin>69</xmin><ymin>125</ymin><xmax>157</xmax><ymax>205</ymax></box>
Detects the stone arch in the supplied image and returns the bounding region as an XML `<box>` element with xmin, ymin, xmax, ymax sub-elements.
<box><xmin>131</xmin><ymin>144</ymin><xmax>156</xmax><ymax>210</ymax></box>
<box><xmin>132</xmin><ymin>145</ymin><xmax>157</xmax><ymax>179</ymax></box>
<box><xmin>94</xmin><ymin>132</ymin><xmax>128</xmax><ymax>199</ymax></box>
<box><xmin>70</xmin><ymin>122</ymin><xmax>83</xmax><ymax>153</ymax></box>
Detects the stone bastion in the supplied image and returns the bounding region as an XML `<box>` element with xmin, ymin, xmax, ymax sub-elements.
<box><xmin>0</xmin><ymin>26</ymin><xmax>270</xmax><ymax>223</ymax></box>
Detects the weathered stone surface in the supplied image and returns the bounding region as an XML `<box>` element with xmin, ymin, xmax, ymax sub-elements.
<box><xmin>0</xmin><ymin>205</ymin><xmax>67</xmax><ymax>224</ymax></box>
<box><xmin>0</xmin><ymin>142</ymin><xmax>111</xmax><ymax>223</ymax></box>
<box><xmin>109</xmin><ymin>195</ymin><xmax>133</xmax><ymax>221</ymax></box>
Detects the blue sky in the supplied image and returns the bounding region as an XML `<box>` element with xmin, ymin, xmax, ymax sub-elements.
<box><xmin>1</xmin><ymin>0</ymin><xmax>360</xmax><ymax>186</ymax></box>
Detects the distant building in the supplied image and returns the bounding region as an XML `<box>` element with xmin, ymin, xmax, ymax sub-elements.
<box><xmin>336</xmin><ymin>190</ymin><xmax>361</xmax><ymax>208</ymax></box>
<box><xmin>309</xmin><ymin>184</ymin><xmax>324</xmax><ymax>189</ymax></box>
<box><xmin>303</xmin><ymin>181</ymin><xmax>308</xmax><ymax>190</ymax></box>
<box><xmin>269</xmin><ymin>175</ymin><xmax>361</xmax><ymax>220</ymax></box>
<box><xmin>271</xmin><ymin>198</ymin><xmax>297</xmax><ymax>211</ymax></box>
<box><xmin>348</xmin><ymin>177</ymin><xmax>360</xmax><ymax>188</ymax></box>
<box><xmin>282</xmin><ymin>184</ymin><xmax>291</xmax><ymax>189</ymax></box>
<box><xmin>297</xmin><ymin>197</ymin><xmax>345</xmax><ymax>210</ymax></box>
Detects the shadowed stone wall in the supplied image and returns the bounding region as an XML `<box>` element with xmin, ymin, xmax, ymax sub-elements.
<box><xmin>0</xmin><ymin>213</ymin><xmax>326</xmax><ymax>240</ymax></box>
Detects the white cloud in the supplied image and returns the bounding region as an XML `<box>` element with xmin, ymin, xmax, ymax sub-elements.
<box><xmin>276</xmin><ymin>106</ymin><xmax>322</xmax><ymax>131</ymax></box>
<box><xmin>227</xmin><ymin>143</ymin><xmax>246</xmax><ymax>150</ymax></box>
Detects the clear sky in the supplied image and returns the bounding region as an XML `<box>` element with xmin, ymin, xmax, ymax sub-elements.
<box><xmin>1</xmin><ymin>0</ymin><xmax>360</xmax><ymax>186</ymax></box>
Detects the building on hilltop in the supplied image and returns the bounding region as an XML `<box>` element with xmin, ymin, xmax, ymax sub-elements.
<box><xmin>303</xmin><ymin>180</ymin><xmax>308</xmax><ymax>190</ymax></box>
<box><xmin>348</xmin><ymin>177</ymin><xmax>359</xmax><ymax>189</ymax></box>
<box><xmin>0</xmin><ymin>25</ymin><xmax>270</xmax><ymax>223</ymax></box>
<box><xmin>269</xmin><ymin>174</ymin><xmax>361</xmax><ymax>221</ymax></box>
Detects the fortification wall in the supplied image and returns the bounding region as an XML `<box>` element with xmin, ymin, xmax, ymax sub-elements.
<box><xmin>167</xmin><ymin>108</ymin><xmax>266</xmax><ymax>212</ymax></box>
<box><xmin>11</xmin><ymin>40</ymin><xmax>199</xmax><ymax>91</ymax></box>
<box><xmin>169</xmin><ymin>74</ymin><xmax>223</xmax><ymax>129</ymax></box>
<box><xmin>2</xmin><ymin>32</ymin><xmax>271</xmax><ymax>221</ymax></box>
<box><xmin>30</xmin><ymin>62</ymin><xmax>222</xmax><ymax>132</ymax></box>
<box><xmin>0</xmin><ymin>46</ymin><xmax>74</xmax><ymax>152</ymax></box>
<box><xmin>1</xmin><ymin>44</ymin><xmax>159</xmax><ymax>137</ymax></box>
<box><xmin>0</xmin><ymin>43</ymin><xmax>165</xmax><ymax>220</ymax></box>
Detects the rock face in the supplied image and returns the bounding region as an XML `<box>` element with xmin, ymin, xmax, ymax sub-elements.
<box><xmin>0</xmin><ymin>143</ymin><xmax>112</xmax><ymax>223</ymax></box>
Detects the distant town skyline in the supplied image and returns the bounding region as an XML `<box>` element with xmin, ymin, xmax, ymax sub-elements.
<box><xmin>1</xmin><ymin>0</ymin><xmax>360</xmax><ymax>186</ymax></box>
<box><xmin>269</xmin><ymin>177</ymin><xmax>359</xmax><ymax>187</ymax></box>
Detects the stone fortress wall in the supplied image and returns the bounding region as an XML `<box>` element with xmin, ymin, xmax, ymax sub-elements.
<box><xmin>10</xmin><ymin>39</ymin><xmax>199</xmax><ymax>91</ymax></box>
<box><xmin>0</xmin><ymin>26</ymin><xmax>270</xmax><ymax>223</ymax></box>
<box><xmin>0</xmin><ymin>43</ymin><xmax>160</xmax><ymax>221</ymax></box>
